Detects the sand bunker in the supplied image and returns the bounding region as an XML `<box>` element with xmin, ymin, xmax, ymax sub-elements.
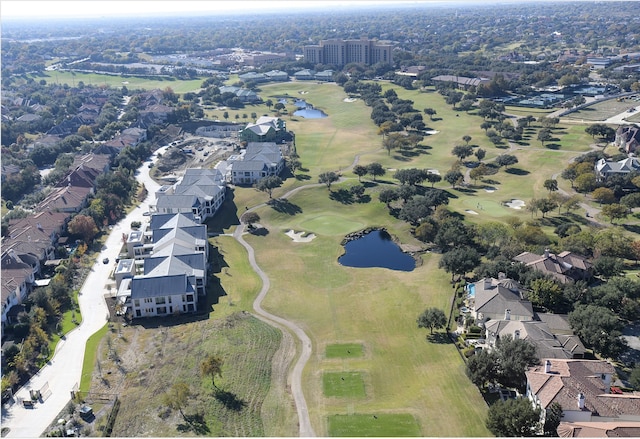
<box><xmin>285</xmin><ymin>229</ymin><xmax>317</xmax><ymax>242</ymax></box>
<box><xmin>485</xmin><ymin>187</ymin><xmax>497</xmax><ymax>193</ymax></box>
<box><xmin>465</xmin><ymin>210</ymin><xmax>479</xmax><ymax>215</ymax></box>
<box><xmin>298</xmin><ymin>91</ymin><xmax>309</xmax><ymax>94</ymax></box>
<box><xmin>506</xmin><ymin>199</ymin><xmax>525</xmax><ymax>209</ymax></box>
<box><xmin>425</xmin><ymin>130</ymin><xmax>440</xmax><ymax>135</ymax></box>
<box><xmin>427</xmin><ymin>169</ymin><xmax>440</xmax><ymax>175</ymax></box>
<box><xmin>343</xmin><ymin>98</ymin><xmax>357</xmax><ymax>102</ymax></box>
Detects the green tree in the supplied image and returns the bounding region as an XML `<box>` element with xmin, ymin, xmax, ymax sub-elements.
<box><xmin>241</xmin><ymin>211</ymin><xmax>260</xmax><ymax>228</ymax></box>
<box><xmin>366</xmin><ymin>162</ymin><xmax>386</xmax><ymax>181</ymax></box>
<box><xmin>543</xmin><ymin>179</ymin><xmax>558</xmax><ymax>192</ymax></box>
<box><xmin>462</xmin><ymin>135</ymin><xmax>472</xmax><ymax>145</ymax></box>
<box><xmin>495</xmin><ymin>154</ymin><xmax>518</xmax><ymax>168</ymax></box>
<box><xmin>438</xmin><ymin>246</ymin><xmax>480</xmax><ymax>281</ymax></box>
<box><xmin>537</xmin><ymin>128</ymin><xmax>553</xmax><ymax>146</ymax></box>
<box><xmin>416</xmin><ymin>307</ymin><xmax>447</xmax><ymax>334</ymax></box>
<box><xmin>529</xmin><ymin>278</ymin><xmax>563</xmax><ymax>311</ymax></box>
<box><xmin>466</xmin><ymin>349</ymin><xmax>498</xmax><ymax>389</ymax></box>
<box><xmin>591</xmin><ymin>187</ymin><xmax>616</xmax><ymax>205</ymax></box>
<box><xmin>162</xmin><ymin>381</ymin><xmax>191</xmax><ymax>420</ymax></box>
<box><xmin>223</xmin><ymin>111</ymin><xmax>229</xmax><ymax>120</ymax></box>
<box><xmin>486</xmin><ymin>398</ymin><xmax>541</xmax><ymax>437</ymax></box>
<box><xmin>318</xmin><ymin>171</ymin><xmax>339</xmax><ymax>191</ymax></box>
<box><xmin>494</xmin><ymin>334</ymin><xmax>538</xmax><ymax>391</ymax></box>
<box><xmin>569</xmin><ymin>304</ymin><xmax>627</xmax><ymax>359</ymax></box>
<box><xmin>543</xmin><ymin>402</ymin><xmax>563</xmax><ymax>437</ymax></box>
<box><xmin>423</xmin><ymin>107</ymin><xmax>437</xmax><ymax>121</ymax></box>
<box><xmin>469</xmin><ymin>164</ymin><xmax>488</xmax><ymax>184</ymax></box>
<box><xmin>475</xmin><ymin>148</ymin><xmax>486</xmax><ymax>162</ymax></box>
<box><xmin>444</xmin><ymin>170</ymin><xmax>464</xmax><ymax>188</ymax></box>
<box><xmin>602</xmin><ymin>203</ymin><xmax>629</xmax><ymax>224</ymax></box>
<box><xmin>378</xmin><ymin>188</ymin><xmax>398</xmax><ymax>208</ymax></box>
<box><xmin>200</xmin><ymin>355</ymin><xmax>223</xmax><ymax>389</ymax></box>
<box><xmin>256</xmin><ymin>175</ymin><xmax>283</xmax><ymax>198</ymax></box>
<box><xmin>353</xmin><ymin>164</ymin><xmax>368</xmax><ymax>182</ymax></box>
<box><xmin>265</xmin><ymin>99</ymin><xmax>273</xmax><ymax>110</ymax></box>
<box><xmin>425</xmin><ymin>172</ymin><xmax>442</xmax><ymax>188</ymax></box>
<box><xmin>452</xmin><ymin>144</ymin><xmax>473</xmax><ymax>161</ymax></box>
<box><xmin>67</xmin><ymin>214</ymin><xmax>99</xmax><ymax>242</ymax></box>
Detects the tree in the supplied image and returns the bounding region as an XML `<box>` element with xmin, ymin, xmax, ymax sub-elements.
<box><xmin>200</xmin><ymin>355</ymin><xmax>223</xmax><ymax>389</ymax></box>
<box><xmin>543</xmin><ymin>402</ymin><xmax>563</xmax><ymax>437</ymax></box>
<box><xmin>536</xmin><ymin>198</ymin><xmax>558</xmax><ymax>218</ymax></box>
<box><xmin>569</xmin><ymin>304</ymin><xmax>627</xmax><ymax>359</ymax></box>
<box><xmin>537</xmin><ymin>128</ymin><xmax>553</xmax><ymax>146</ymax></box>
<box><xmin>469</xmin><ymin>164</ymin><xmax>488</xmax><ymax>184</ymax></box>
<box><xmin>494</xmin><ymin>335</ymin><xmax>538</xmax><ymax>391</ymax></box>
<box><xmin>444</xmin><ymin>170</ymin><xmax>464</xmax><ymax>188</ymax></box>
<box><xmin>287</xmin><ymin>157</ymin><xmax>301</xmax><ymax>175</ymax></box>
<box><xmin>318</xmin><ymin>171</ymin><xmax>339</xmax><ymax>191</ymax></box>
<box><xmin>591</xmin><ymin>187</ymin><xmax>616</xmax><ymax>205</ymax></box>
<box><xmin>223</xmin><ymin>111</ymin><xmax>229</xmax><ymax>120</ymax></box>
<box><xmin>486</xmin><ymin>398</ymin><xmax>541</xmax><ymax>437</ymax></box>
<box><xmin>162</xmin><ymin>381</ymin><xmax>191</xmax><ymax>420</ymax></box>
<box><xmin>366</xmin><ymin>162</ymin><xmax>385</xmax><ymax>181</ymax></box>
<box><xmin>256</xmin><ymin>175</ymin><xmax>282</xmax><ymax>198</ymax></box>
<box><xmin>67</xmin><ymin>214</ymin><xmax>99</xmax><ymax>242</ymax></box>
<box><xmin>378</xmin><ymin>188</ymin><xmax>398</xmax><ymax>207</ymax></box>
<box><xmin>602</xmin><ymin>203</ymin><xmax>628</xmax><ymax>224</ymax></box>
<box><xmin>438</xmin><ymin>246</ymin><xmax>480</xmax><ymax>281</ymax></box>
<box><xmin>394</xmin><ymin>168</ymin><xmax>428</xmax><ymax>186</ymax></box>
<box><xmin>423</xmin><ymin>107</ymin><xmax>437</xmax><ymax>121</ymax></box>
<box><xmin>529</xmin><ymin>278</ymin><xmax>563</xmax><ymax>311</ymax></box>
<box><xmin>495</xmin><ymin>154</ymin><xmax>518</xmax><ymax>169</ymax></box>
<box><xmin>475</xmin><ymin>148</ymin><xmax>486</xmax><ymax>162</ymax></box>
<box><xmin>543</xmin><ymin>179</ymin><xmax>558</xmax><ymax>192</ymax></box>
<box><xmin>241</xmin><ymin>211</ymin><xmax>260</xmax><ymax>228</ymax></box>
<box><xmin>561</xmin><ymin>167</ymin><xmax>578</xmax><ymax>188</ymax></box>
<box><xmin>425</xmin><ymin>172</ymin><xmax>442</xmax><ymax>188</ymax></box>
<box><xmin>353</xmin><ymin>164</ymin><xmax>368</xmax><ymax>182</ymax></box>
<box><xmin>265</xmin><ymin>99</ymin><xmax>273</xmax><ymax>110</ymax></box>
<box><xmin>452</xmin><ymin>144</ymin><xmax>473</xmax><ymax>161</ymax></box>
<box><xmin>462</xmin><ymin>135</ymin><xmax>472</xmax><ymax>145</ymax></box>
<box><xmin>466</xmin><ymin>350</ymin><xmax>498</xmax><ymax>389</ymax></box>
<box><xmin>416</xmin><ymin>307</ymin><xmax>447</xmax><ymax>334</ymax></box>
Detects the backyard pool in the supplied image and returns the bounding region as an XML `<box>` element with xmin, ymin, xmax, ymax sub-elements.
<box><xmin>466</xmin><ymin>283</ymin><xmax>476</xmax><ymax>298</ymax></box>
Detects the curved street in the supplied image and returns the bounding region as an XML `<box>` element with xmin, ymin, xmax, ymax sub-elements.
<box><xmin>1</xmin><ymin>149</ymin><xmax>165</xmax><ymax>438</ymax></box>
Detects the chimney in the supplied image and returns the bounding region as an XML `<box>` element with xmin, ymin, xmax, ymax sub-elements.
<box><xmin>545</xmin><ymin>360</ymin><xmax>552</xmax><ymax>373</ymax></box>
<box><xmin>577</xmin><ymin>393</ymin><xmax>585</xmax><ymax>409</ymax></box>
<box><xmin>544</xmin><ymin>248</ymin><xmax>550</xmax><ymax>258</ymax></box>
<box><xmin>498</xmin><ymin>272</ymin><xmax>506</xmax><ymax>280</ymax></box>
<box><xmin>505</xmin><ymin>309</ymin><xmax>511</xmax><ymax>320</ymax></box>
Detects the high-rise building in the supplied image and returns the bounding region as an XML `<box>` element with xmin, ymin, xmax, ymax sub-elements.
<box><xmin>303</xmin><ymin>38</ymin><xmax>394</xmax><ymax>66</ymax></box>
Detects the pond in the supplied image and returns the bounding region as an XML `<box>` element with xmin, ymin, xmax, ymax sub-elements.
<box><xmin>293</xmin><ymin>108</ymin><xmax>328</xmax><ymax>118</ymax></box>
<box><xmin>338</xmin><ymin>230</ymin><xmax>415</xmax><ymax>271</ymax></box>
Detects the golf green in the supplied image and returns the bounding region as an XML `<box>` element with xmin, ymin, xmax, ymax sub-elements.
<box><xmin>300</xmin><ymin>215</ymin><xmax>365</xmax><ymax>236</ymax></box>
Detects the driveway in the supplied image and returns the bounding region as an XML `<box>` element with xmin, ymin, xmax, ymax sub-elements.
<box><xmin>1</xmin><ymin>148</ymin><xmax>166</xmax><ymax>437</ymax></box>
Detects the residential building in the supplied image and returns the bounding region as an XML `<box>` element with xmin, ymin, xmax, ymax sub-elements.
<box><xmin>1</xmin><ymin>251</ymin><xmax>35</xmax><ymax>329</ymax></box>
<box><xmin>230</xmin><ymin>142</ymin><xmax>285</xmax><ymax>185</ymax></box>
<box><xmin>557</xmin><ymin>421</ymin><xmax>640</xmax><ymax>437</ymax></box>
<box><xmin>239</xmin><ymin>116</ymin><xmax>287</xmax><ymax>143</ymax></box>
<box><xmin>526</xmin><ymin>359</ymin><xmax>640</xmax><ymax>429</ymax></box>
<box><xmin>614</xmin><ymin>124</ymin><xmax>640</xmax><ymax>154</ymax></box>
<box><xmin>219</xmin><ymin>85</ymin><xmax>260</xmax><ymax>103</ymax></box>
<box><xmin>303</xmin><ymin>38</ymin><xmax>394</xmax><ymax>66</ymax></box>
<box><xmin>153</xmin><ymin>168</ymin><xmax>226</xmax><ymax>223</ymax></box>
<box><xmin>595</xmin><ymin>157</ymin><xmax>640</xmax><ymax>180</ymax></box>
<box><xmin>514</xmin><ymin>250</ymin><xmax>593</xmax><ymax>284</ymax></box>
<box><xmin>468</xmin><ymin>276</ymin><xmax>534</xmax><ymax>322</ymax></box>
<box><xmin>431</xmin><ymin>75</ymin><xmax>491</xmax><ymax>90</ymax></box>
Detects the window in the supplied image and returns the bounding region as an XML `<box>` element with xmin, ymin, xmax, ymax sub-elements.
<box><xmin>168</xmin><ymin>296</ymin><xmax>172</xmax><ymax>303</ymax></box>
<box><xmin>157</xmin><ymin>306</ymin><xmax>167</xmax><ymax>314</ymax></box>
<box><xmin>134</xmin><ymin>299</ymin><xmax>140</xmax><ymax>307</ymax></box>
<box><xmin>186</xmin><ymin>294</ymin><xmax>194</xmax><ymax>302</ymax></box>
<box><xmin>144</xmin><ymin>298</ymin><xmax>153</xmax><ymax>303</ymax></box>
<box><xmin>155</xmin><ymin>297</ymin><xmax>166</xmax><ymax>305</ymax></box>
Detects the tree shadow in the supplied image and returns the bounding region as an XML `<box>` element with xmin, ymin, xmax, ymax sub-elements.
<box><xmin>455</xmin><ymin>187</ymin><xmax>478</xmax><ymax>194</ymax></box>
<box><xmin>622</xmin><ymin>224</ymin><xmax>640</xmax><ymax>234</ymax></box>
<box><xmin>248</xmin><ymin>226</ymin><xmax>269</xmax><ymax>236</ymax></box>
<box><xmin>362</xmin><ymin>181</ymin><xmax>378</xmax><ymax>188</ymax></box>
<box><xmin>545</xmin><ymin>143</ymin><xmax>561</xmax><ymax>150</ymax></box>
<box><xmin>391</xmin><ymin>154</ymin><xmax>412</xmax><ymax>162</ymax></box>
<box><xmin>214</xmin><ymin>389</ymin><xmax>246</xmax><ymax>411</ymax></box>
<box><xmin>416</xmin><ymin>144</ymin><xmax>432</xmax><ymax>151</ymax></box>
<box><xmin>427</xmin><ymin>332</ymin><xmax>453</xmax><ymax>344</ymax></box>
<box><xmin>355</xmin><ymin>194</ymin><xmax>371</xmax><ymax>203</ymax></box>
<box><xmin>329</xmin><ymin>189</ymin><xmax>354</xmax><ymax>204</ymax></box>
<box><xmin>505</xmin><ymin>168</ymin><xmax>529</xmax><ymax>175</ymax></box>
<box><xmin>267</xmin><ymin>198</ymin><xmax>302</xmax><ymax>215</ymax></box>
<box><xmin>295</xmin><ymin>174</ymin><xmax>311</xmax><ymax>181</ymax></box>
<box><xmin>177</xmin><ymin>412</ymin><xmax>210</xmax><ymax>435</ymax></box>
<box><xmin>204</xmin><ymin>188</ymin><xmax>240</xmax><ymax>233</ymax></box>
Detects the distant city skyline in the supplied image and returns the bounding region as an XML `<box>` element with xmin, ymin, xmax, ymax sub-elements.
<box><xmin>3</xmin><ymin>0</ymin><xmax>632</xmax><ymax>20</ymax></box>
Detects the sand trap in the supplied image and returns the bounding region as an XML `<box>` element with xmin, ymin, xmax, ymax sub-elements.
<box><xmin>427</xmin><ymin>169</ymin><xmax>440</xmax><ymax>175</ymax></box>
<box><xmin>506</xmin><ymin>199</ymin><xmax>525</xmax><ymax>209</ymax></box>
<box><xmin>465</xmin><ymin>210</ymin><xmax>479</xmax><ymax>215</ymax></box>
<box><xmin>485</xmin><ymin>186</ymin><xmax>497</xmax><ymax>193</ymax></box>
<box><xmin>425</xmin><ymin>130</ymin><xmax>440</xmax><ymax>135</ymax></box>
<box><xmin>298</xmin><ymin>91</ymin><xmax>309</xmax><ymax>94</ymax></box>
<box><xmin>285</xmin><ymin>229</ymin><xmax>317</xmax><ymax>242</ymax></box>
<box><xmin>343</xmin><ymin>98</ymin><xmax>357</xmax><ymax>102</ymax></box>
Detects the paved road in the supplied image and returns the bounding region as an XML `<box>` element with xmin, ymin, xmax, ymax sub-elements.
<box><xmin>1</xmin><ymin>149</ymin><xmax>166</xmax><ymax>438</ymax></box>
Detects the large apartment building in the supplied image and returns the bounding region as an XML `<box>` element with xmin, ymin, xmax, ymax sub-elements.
<box><xmin>303</xmin><ymin>38</ymin><xmax>394</xmax><ymax>66</ymax></box>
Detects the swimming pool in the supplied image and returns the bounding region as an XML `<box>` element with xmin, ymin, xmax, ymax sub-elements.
<box><xmin>466</xmin><ymin>283</ymin><xmax>476</xmax><ymax>298</ymax></box>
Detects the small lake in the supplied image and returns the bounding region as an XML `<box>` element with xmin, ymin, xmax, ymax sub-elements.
<box><xmin>338</xmin><ymin>230</ymin><xmax>415</xmax><ymax>271</ymax></box>
<box><xmin>294</xmin><ymin>108</ymin><xmax>328</xmax><ymax>118</ymax></box>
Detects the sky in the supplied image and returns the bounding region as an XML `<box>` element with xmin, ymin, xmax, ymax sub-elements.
<box><xmin>2</xmin><ymin>0</ymin><xmax>611</xmax><ymax>20</ymax></box>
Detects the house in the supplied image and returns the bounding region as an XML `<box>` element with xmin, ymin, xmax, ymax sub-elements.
<box><xmin>431</xmin><ymin>75</ymin><xmax>491</xmax><ymax>90</ymax></box>
<box><xmin>36</xmin><ymin>184</ymin><xmax>92</xmax><ymax>213</ymax></box>
<box><xmin>154</xmin><ymin>168</ymin><xmax>226</xmax><ymax>223</ymax></box>
<box><xmin>264</xmin><ymin>70</ymin><xmax>289</xmax><ymax>82</ymax></box>
<box><xmin>314</xmin><ymin>70</ymin><xmax>334</xmax><ymax>81</ymax></box>
<box><xmin>293</xmin><ymin>69</ymin><xmax>317</xmax><ymax>81</ymax></box>
<box><xmin>557</xmin><ymin>421</ymin><xmax>640</xmax><ymax>437</ymax></box>
<box><xmin>71</xmin><ymin>153</ymin><xmax>111</xmax><ymax>174</ymax></box>
<box><xmin>239</xmin><ymin>116</ymin><xmax>287</xmax><ymax>143</ymax></box>
<box><xmin>615</xmin><ymin>124</ymin><xmax>640</xmax><ymax>154</ymax></box>
<box><xmin>139</xmin><ymin>104</ymin><xmax>173</xmax><ymax>124</ymax></box>
<box><xmin>1</xmin><ymin>251</ymin><xmax>36</xmax><ymax>329</ymax></box>
<box><xmin>484</xmin><ymin>319</ymin><xmax>585</xmax><ymax>359</ymax></box>
<box><xmin>4</xmin><ymin>211</ymin><xmax>70</xmax><ymax>266</ymax></box>
<box><xmin>230</xmin><ymin>142</ymin><xmax>285</xmax><ymax>185</ymax></box>
<box><xmin>237</xmin><ymin>72</ymin><xmax>267</xmax><ymax>83</ymax></box>
<box><xmin>595</xmin><ymin>157</ymin><xmax>640</xmax><ymax>180</ymax></box>
<box><xmin>514</xmin><ymin>250</ymin><xmax>593</xmax><ymax>284</ymax></box>
<box><xmin>219</xmin><ymin>85</ymin><xmax>260</xmax><ymax>103</ymax></box>
<box><xmin>396</xmin><ymin>66</ymin><xmax>427</xmax><ymax>77</ymax></box>
<box><xmin>468</xmin><ymin>275</ymin><xmax>534</xmax><ymax>322</ymax></box>
<box><xmin>129</xmin><ymin>274</ymin><xmax>198</xmax><ymax>318</ymax></box>
<box><xmin>526</xmin><ymin>359</ymin><xmax>640</xmax><ymax>428</ymax></box>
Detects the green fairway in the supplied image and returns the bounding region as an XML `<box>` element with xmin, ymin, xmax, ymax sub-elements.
<box><xmin>36</xmin><ymin>71</ymin><xmax>205</xmax><ymax>93</ymax></box>
<box><xmin>328</xmin><ymin>413</ymin><xmax>421</xmax><ymax>437</ymax></box>
<box><xmin>326</xmin><ymin>343</ymin><xmax>364</xmax><ymax>358</ymax></box>
<box><xmin>323</xmin><ymin>372</ymin><xmax>366</xmax><ymax>398</ymax></box>
<box><xmin>300</xmin><ymin>214</ymin><xmax>366</xmax><ymax>236</ymax></box>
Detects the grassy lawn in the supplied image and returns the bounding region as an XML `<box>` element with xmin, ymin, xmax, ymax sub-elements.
<box><xmin>326</xmin><ymin>343</ymin><xmax>364</xmax><ymax>358</ymax></box>
<box><xmin>34</xmin><ymin>71</ymin><xmax>204</xmax><ymax>93</ymax></box>
<box><xmin>323</xmin><ymin>372</ymin><xmax>367</xmax><ymax>398</ymax></box>
<box><xmin>565</xmin><ymin>97</ymin><xmax>638</xmax><ymax>121</ymax></box>
<box><xmin>80</xmin><ymin>323</ymin><xmax>109</xmax><ymax>392</ymax></box>
<box><xmin>328</xmin><ymin>413</ymin><xmax>421</xmax><ymax>437</ymax></box>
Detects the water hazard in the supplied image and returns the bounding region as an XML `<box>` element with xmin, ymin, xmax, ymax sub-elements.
<box><xmin>338</xmin><ymin>230</ymin><xmax>415</xmax><ymax>271</ymax></box>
